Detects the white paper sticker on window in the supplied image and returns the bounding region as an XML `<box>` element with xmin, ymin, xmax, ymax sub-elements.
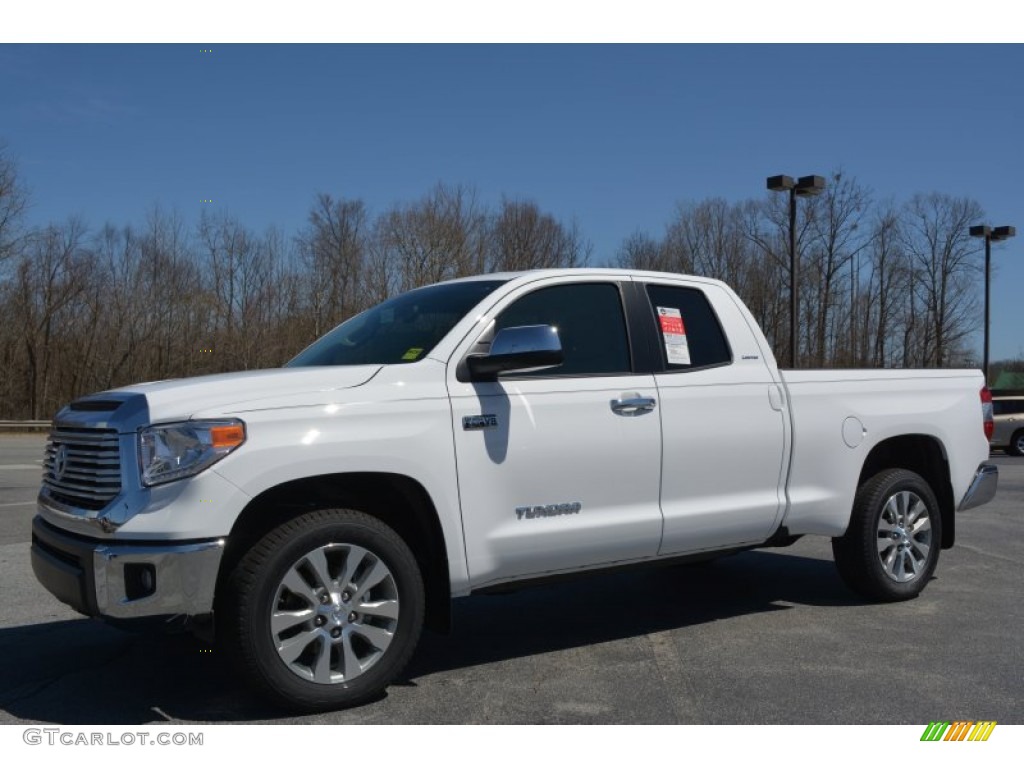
<box><xmin>656</xmin><ymin>306</ymin><xmax>691</xmax><ymax>365</ymax></box>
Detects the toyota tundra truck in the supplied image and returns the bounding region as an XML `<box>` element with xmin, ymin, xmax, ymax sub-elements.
<box><xmin>30</xmin><ymin>269</ymin><xmax>999</xmax><ymax>710</ymax></box>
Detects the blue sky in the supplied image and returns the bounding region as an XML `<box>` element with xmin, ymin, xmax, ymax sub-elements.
<box><xmin>2</xmin><ymin>44</ymin><xmax>1022</xmax><ymax>359</ymax></box>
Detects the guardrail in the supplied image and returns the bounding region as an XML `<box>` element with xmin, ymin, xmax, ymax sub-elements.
<box><xmin>0</xmin><ymin>420</ymin><xmax>51</xmax><ymax>431</ymax></box>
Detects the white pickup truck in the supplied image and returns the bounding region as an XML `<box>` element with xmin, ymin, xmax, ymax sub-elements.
<box><xmin>31</xmin><ymin>268</ymin><xmax>998</xmax><ymax>710</ymax></box>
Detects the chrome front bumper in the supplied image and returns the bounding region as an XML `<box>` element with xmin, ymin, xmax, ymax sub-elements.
<box><xmin>958</xmin><ymin>463</ymin><xmax>998</xmax><ymax>512</ymax></box>
<box><xmin>32</xmin><ymin>516</ymin><xmax>224</xmax><ymax>620</ymax></box>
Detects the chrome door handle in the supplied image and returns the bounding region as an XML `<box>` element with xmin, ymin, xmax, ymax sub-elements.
<box><xmin>610</xmin><ymin>395</ymin><xmax>656</xmax><ymax>416</ymax></box>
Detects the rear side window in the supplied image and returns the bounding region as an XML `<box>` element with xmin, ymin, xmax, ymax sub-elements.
<box><xmin>644</xmin><ymin>284</ymin><xmax>731</xmax><ymax>371</ymax></box>
<box><xmin>994</xmin><ymin>399</ymin><xmax>1024</xmax><ymax>416</ymax></box>
<box><xmin>494</xmin><ymin>282</ymin><xmax>631</xmax><ymax>377</ymax></box>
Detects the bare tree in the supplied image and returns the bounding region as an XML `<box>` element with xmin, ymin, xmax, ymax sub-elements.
<box><xmin>900</xmin><ymin>193</ymin><xmax>984</xmax><ymax>367</ymax></box>
<box><xmin>200</xmin><ymin>211</ymin><xmax>283</xmax><ymax>370</ymax></box>
<box><xmin>802</xmin><ymin>171</ymin><xmax>872</xmax><ymax>366</ymax></box>
<box><xmin>377</xmin><ymin>183</ymin><xmax>487</xmax><ymax>291</ymax></box>
<box><xmin>9</xmin><ymin>219</ymin><xmax>93</xmax><ymax>418</ymax></box>
<box><xmin>259</xmin><ymin>227</ymin><xmax>308</xmax><ymax>366</ymax></box>
<box><xmin>0</xmin><ymin>142</ymin><xmax>29</xmax><ymax>266</ymax></box>
<box><xmin>862</xmin><ymin>203</ymin><xmax>909</xmax><ymax>367</ymax></box>
<box><xmin>135</xmin><ymin>208</ymin><xmax>204</xmax><ymax>380</ymax></box>
<box><xmin>296</xmin><ymin>194</ymin><xmax>370</xmax><ymax>339</ymax></box>
<box><xmin>362</xmin><ymin>222</ymin><xmax>400</xmax><ymax>308</ymax></box>
<box><xmin>487</xmin><ymin>198</ymin><xmax>589</xmax><ymax>271</ymax></box>
<box><xmin>616</xmin><ymin>230</ymin><xmax>669</xmax><ymax>271</ymax></box>
<box><xmin>90</xmin><ymin>223</ymin><xmax>150</xmax><ymax>386</ymax></box>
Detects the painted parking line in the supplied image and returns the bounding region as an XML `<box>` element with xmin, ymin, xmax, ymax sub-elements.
<box><xmin>0</xmin><ymin>501</ymin><xmax>35</xmax><ymax>508</ymax></box>
<box><xmin>0</xmin><ymin>465</ymin><xmax>42</xmax><ymax>470</ymax></box>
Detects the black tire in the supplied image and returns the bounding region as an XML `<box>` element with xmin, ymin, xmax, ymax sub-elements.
<box><xmin>832</xmin><ymin>469</ymin><xmax>942</xmax><ymax>602</ymax></box>
<box><xmin>218</xmin><ymin>508</ymin><xmax>425</xmax><ymax>711</ymax></box>
<box><xmin>1008</xmin><ymin>429</ymin><xmax>1024</xmax><ymax>457</ymax></box>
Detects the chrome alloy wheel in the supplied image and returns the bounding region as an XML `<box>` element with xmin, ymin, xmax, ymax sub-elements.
<box><xmin>876</xmin><ymin>490</ymin><xmax>932</xmax><ymax>583</ymax></box>
<box><xmin>271</xmin><ymin>544</ymin><xmax>400</xmax><ymax>684</ymax></box>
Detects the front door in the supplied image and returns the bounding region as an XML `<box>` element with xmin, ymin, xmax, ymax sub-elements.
<box><xmin>447</xmin><ymin>278</ymin><xmax>664</xmax><ymax>587</ymax></box>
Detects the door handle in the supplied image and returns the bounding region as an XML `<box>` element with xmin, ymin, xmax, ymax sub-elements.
<box><xmin>610</xmin><ymin>395</ymin><xmax>656</xmax><ymax>416</ymax></box>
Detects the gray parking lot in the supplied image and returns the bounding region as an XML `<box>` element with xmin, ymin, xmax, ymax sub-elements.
<box><xmin>0</xmin><ymin>432</ymin><xmax>1020</xmax><ymax>725</ymax></box>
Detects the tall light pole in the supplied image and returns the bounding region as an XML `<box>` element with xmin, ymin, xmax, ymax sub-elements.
<box><xmin>767</xmin><ymin>174</ymin><xmax>826</xmax><ymax>368</ymax></box>
<box><xmin>970</xmin><ymin>224</ymin><xmax>1016</xmax><ymax>384</ymax></box>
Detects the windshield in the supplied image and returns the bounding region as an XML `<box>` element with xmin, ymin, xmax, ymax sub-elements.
<box><xmin>287</xmin><ymin>280</ymin><xmax>507</xmax><ymax>367</ymax></box>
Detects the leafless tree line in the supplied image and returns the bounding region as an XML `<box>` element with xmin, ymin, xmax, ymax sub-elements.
<box><xmin>0</xmin><ymin>147</ymin><xmax>998</xmax><ymax>419</ymax></box>
<box><xmin>618</xmin><ymin>171</ymin><xmax>988</xmax><ymax>371</ymax></box>
<box><xmin>0</xmin><ymin>151</ymin><xmax>591</xmax><ymax>417</ymax></box>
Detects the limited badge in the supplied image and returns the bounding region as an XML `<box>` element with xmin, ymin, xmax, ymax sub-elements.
<box><xmin>462</xmin><ymin>414</ymin><xmax>498</xmax><ymax>430</ymax></box>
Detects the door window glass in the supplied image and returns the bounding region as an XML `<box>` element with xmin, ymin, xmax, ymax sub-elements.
<box><xmin>494</xmin><ymin>283</ymin><xmax>631</xmax><ymax>376</ymax></box>
<box><xmin>644</xmin><ymin>284</ymin><xmax>731</xmax><ymax>370</ymax></box>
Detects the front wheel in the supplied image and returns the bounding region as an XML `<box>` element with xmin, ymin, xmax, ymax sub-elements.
<box><xmin>832</xmin><ymin>469</ymin><xmax>942</xmax><ymax>602</ymax></box>
<box><xmin>219</xmin><ymin>509</ymin><xmax>425</xmax><ymax>711</ymax></box>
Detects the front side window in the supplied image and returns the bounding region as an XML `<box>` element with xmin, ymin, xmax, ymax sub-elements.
<box><xmin>288</xmin><ymin>280</ymin><xmax>506</xmax><ymax>367</ymax></box>
<box><xmin>644</xmin><ymin>284</ymin><xmax>731</xmax><ymax>371</ymax></box>
<box><xmin>493</xmin><ymin>282</ymin><xmax>631</xmax><ymax>377</ymax></box>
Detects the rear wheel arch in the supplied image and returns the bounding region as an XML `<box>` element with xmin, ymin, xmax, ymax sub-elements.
<box><xmin>833</xmin><ymin>467</ymin><xmax>942</xmax><ymax>601</ymax></box>
<box><xmin>856</xmin><ymin>434</ymin><xmax>955</xmax><ymax>549</ymax></box>
<box><xmin>218</xmin><ymin>472</ymin><xmax>452</xmax><ymax>634</ymax></box>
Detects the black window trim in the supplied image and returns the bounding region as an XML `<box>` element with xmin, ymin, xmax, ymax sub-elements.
<box><xmin>633</xmin><ymin>280</ymin><xmax>735</xmax><ymax>375</ymax></box>
<box><xmin>622</xmin><ymin>281</ymin><xmax>660</xmax><ymax>375</ymax></box>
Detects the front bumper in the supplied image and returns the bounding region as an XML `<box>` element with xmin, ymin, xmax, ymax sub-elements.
<box><xmin>958</xmin><ymin>463</ymin><xmax>998</xmax><ymax>511</ymax></box>
<box><xmin>31</xmin><ymin>516</ymin><xmax>223</xmax><ymax>621</ymax></box>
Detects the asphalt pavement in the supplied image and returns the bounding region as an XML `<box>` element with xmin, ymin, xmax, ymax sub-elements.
<box><xmin>0</xmin><ymin>433</ymin><xmax>1020</xmax><ymax>724</ymax></box>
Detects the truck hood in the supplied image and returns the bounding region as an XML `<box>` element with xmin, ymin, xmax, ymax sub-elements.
<box><xmin>101</xmin><ymin>366</ymin><xmax>382</xmax><ymax>425</ymax></box>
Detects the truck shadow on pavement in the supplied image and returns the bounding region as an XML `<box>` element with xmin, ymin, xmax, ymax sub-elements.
<box><xmin>0</xmin><ymin>549</ymin><xmax>871</xmax><ymax>724</ymax></box>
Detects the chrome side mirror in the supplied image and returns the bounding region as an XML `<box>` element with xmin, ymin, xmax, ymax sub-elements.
<box><xmin>466</xmin><ymin>325</ymin><xmax>563</xmax><ymax>381</ymax></box>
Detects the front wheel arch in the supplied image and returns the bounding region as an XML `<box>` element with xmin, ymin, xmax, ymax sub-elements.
<box><xmin>218</xmin><ymin>472</ymin><xmax>451</xmax><ymax>634</ymax></box>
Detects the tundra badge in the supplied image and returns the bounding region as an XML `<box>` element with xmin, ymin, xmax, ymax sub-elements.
<box><xmin>515</xmin><ymin>502</ymin><xmax>582</xmax><ymax>520</ymax></box>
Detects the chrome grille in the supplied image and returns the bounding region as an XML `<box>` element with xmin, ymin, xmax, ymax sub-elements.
<box><xmin>43</xmin><ymin>427</ymin><xmax>122</xmax><ymax>510</ymax></box>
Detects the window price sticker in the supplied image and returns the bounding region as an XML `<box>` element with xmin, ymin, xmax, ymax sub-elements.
<box><xmin>656</xmin><ymin>306</ymin><xmax>691</xmax><ymax>365</ymax></box>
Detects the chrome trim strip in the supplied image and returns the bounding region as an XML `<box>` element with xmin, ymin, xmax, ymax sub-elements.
<box><xmin>37</xmin><ymin>485</ymin><xmax>147</xmax><ymax>536</ymax></box>
<box><xmin>958</xmin><ymin>463</ymin><xmax>998</xmax><ymax>511</ymax></box>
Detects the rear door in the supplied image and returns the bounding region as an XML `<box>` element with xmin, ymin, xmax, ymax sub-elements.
<box><xmin>447</xmin><ymin>277</ymin><xmax>664</xmax><ymax>586</ymax></box>
<box><xmin>635</xmin><ymin>279</ymin><xmax>788</xmax><ymax>554</ymax></box>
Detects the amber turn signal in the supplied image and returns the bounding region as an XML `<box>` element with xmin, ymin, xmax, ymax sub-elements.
<box><xmin>210</xmin><ymin>424</ymin><xmax>246</xmax><ymax>449</ymax></box>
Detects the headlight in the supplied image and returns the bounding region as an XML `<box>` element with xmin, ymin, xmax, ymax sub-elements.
<box><xmin>139</xmin><ymin>419</ymin><xmax>246</xmax><ymax>487</ymax></box>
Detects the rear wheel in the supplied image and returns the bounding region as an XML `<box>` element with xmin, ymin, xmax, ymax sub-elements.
<box><xmin>219</xmin><ymin>509</ymin><xmax>424</xmax><ymax>711</ymax></box>
<box><xmin>832</xmin><ymin>469</ymin><xmax>941</xmax><ymax>602</ymax></box>
<box><xmin>1008</xmin><ymin>429</ymin><xmax>1024</xmax><ymax>457</ymax></box>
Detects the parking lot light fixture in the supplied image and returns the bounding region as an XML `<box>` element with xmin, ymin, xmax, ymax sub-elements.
<box><xmin>970</xmin><ymin>224</ymin><xmax>1016</xmax><ymax>384</ymax></box>
<box><xmin>767</xmin><ymin>173</ymin><xmax>826</xmax><ymax>368</ymax></box>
